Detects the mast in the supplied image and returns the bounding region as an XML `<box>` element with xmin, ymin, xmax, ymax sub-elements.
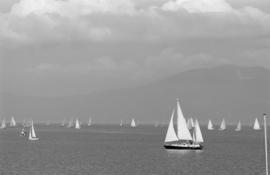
<box><xmin>264</xmin><ymin>114</ymin><xmax>268</xmax><ymax>175</ymax></box>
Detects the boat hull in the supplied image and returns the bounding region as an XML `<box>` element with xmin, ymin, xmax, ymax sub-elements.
<box><xmin>164</xmin><ymin>144</ymin><xmax>203</xmax><ymax>150</ymax></box>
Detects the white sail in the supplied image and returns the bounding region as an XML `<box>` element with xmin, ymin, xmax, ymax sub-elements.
<box><xmin>131</xmin><ymin>118</ymin><xmax>136</xmax><ymax>127</ymax></box>
<box><xmin>253</xmin><ymin>118</ymin><xmax>261</xmax><ymax>130</ymax></box>
<box><xmin>194</xmin><ymin>119</ymin><xmax>204</xmax><ymax>143</ymax></box>
<box><xmin>29</xmin><ymin>121</ymin><xmax>39</xmax><ymax>140</ymax></box>
<box><xmin>208</xmin><ymin>120</ymin><xmax>214</xmax><ymax>130</ymax></box>
<box><xmin>88</xmin><ymin>118</ymin><xmax>92</xmax><ymax>126</ymax></box>
<box><xmin>10</xmin><ymin>116</ymin><xmax>16</xmax><ymax>127</ymax></box>
<box><xmin>67</xmin><ymin>118</ymin><xmax>73</xmax><ymax>128</ymax></box>
<box><xmin>75</xmin><ymin>118</ymin><xmax>80</xmax><ymax>129</ymax></box>
<box><xmin>0</xmin><ymin>118</ymin><xmax>6</xmax><ymax>129</ymax></box>
<box><xmin>187</xmin><ymin>118</ymin><xmax>194</xmax><ymax>129</ymax></box>
<box><xmin>61</xmin><ymin>118</ymin><xmax>66</xmax><ymax>126</ymax></box>
<box><xmin>176</xmin><ymin>99</ymin><xmax>192</xmax><ymax>141</ymax></box>
<box><xmin>165</xmin><ymin>110</ymin><xmax>179</xmax><ymax>143</ymax></box>
<box><xmin>235</xmin><ymin>121</ymin><xmax>241</xmax><ymax>131</ymax></box>
<box><xmin>120</xmin><ymin>120</ymin><xmax>123</xmax><ymax>127</ymax></box>
<box><xmin>219</xmin><ymin>118</ymin><xmax>226</xmax><ymax>130</ymax></box>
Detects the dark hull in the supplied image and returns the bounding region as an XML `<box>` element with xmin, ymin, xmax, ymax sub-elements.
<box><xmin>164</xmin><ymin>144</ymin><xmax>203</xmax><ymax>150</ymax></box>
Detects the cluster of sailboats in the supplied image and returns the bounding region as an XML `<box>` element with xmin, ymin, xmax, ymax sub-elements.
<box><xmin>206</xmin><ymin>117</ymin><xmax>262</xmax><ymax>131</ymax></box>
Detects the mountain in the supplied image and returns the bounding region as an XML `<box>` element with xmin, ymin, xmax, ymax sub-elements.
<box><xmin>1</xmin><ymin>65</ymin><xmax>270</xmax><ymax>125</ymax></box>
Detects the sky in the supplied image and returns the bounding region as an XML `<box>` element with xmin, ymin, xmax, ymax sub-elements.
<box><xmin>0</xmin><ymin>0</ymin><xmax>270</xmax><ymax>96</ymax></box>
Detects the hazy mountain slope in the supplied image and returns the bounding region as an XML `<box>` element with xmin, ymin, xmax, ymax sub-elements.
<box><xmin>1</xmin><ymin>65</ymin><xmax>270</xmax><ymax>125</ymax></box>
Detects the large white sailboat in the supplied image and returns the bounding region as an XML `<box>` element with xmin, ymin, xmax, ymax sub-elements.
<box><xmin>207</xmin><ymin>120</ymin><xmax>214</xmax><ymax>130</ymax></box>
<box><xmin>28</xmin><ymin>121</ymin><xmax>39</xmax><ymax>141</ymax></box>
<box><xmin>75</xmin><ymin>118</ymin><xmax>80</xmax><ymax>129</ymax></box>
<box><xmin>219</xmin><ymin>118</ymin><xmax>226</xmax><ymax>130</ymax></box>
<box><xmin>10</xmin><ymin>116</ymin><xmax>16</xmax><ymax>127</ymax></box>
<box><xmin>0</xmin><ymin>118</ymin><xmax>6</xmax><ymax>129</ymax></box>
<box><xmin>253</xmin><ymin>118</ymin><xmax>261</xmax><ymax>130</ymax></box>
<box><xmin>131</xmin><ymin>118</ymin><xmax>136</xmax><ymax>128</ymax></box>
<box><xmin>164</xmin><ymin>99</ymin><xmax>203</xmax><ymax>150</ymax></box>
<box><xmin>235</xmin><ymin>121</ymin><xmax>241</xmax><ymax>131</ymax></box>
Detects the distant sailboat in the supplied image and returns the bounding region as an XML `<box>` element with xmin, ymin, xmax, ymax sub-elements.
<box><xmin>235</xmin><ymin>121</ymin><xmax>241</xmax><ymax>131</ymax></box>
<box><xmin>67</xmin><ymin>118</ymin><xmax>73</xmax><ymax>128</ymax></box>
<box><xmin>207</xmin><ymin>120</ymin><xmax>214</xmax><ymax>130</ymax></box>
<box><xmin>28</xmin><ymin>121</ymin><xmax>39</xmax><ymax>141</ymax></box>
<box><xmin>10</xmin><ymin>116</ymin><xmax>16</xmax><ymax>127</ymax></box>
<box><xmin>120</xmin><ymin>120</ymin><xmax>123</xmax><ymax>127</ymax></box>
<box><xmin>88</xmin><ymin>118</ymin><xmax>92</xmax><ymax>126</ymax></box>
<box><xmin>219</xmin><ymin>118</ymin><xmax>226</xmax><ymax>130</ymax></box>
<box><xmin>75</xmin><ymin>118</ymin><xmax>80</xmax><ymax>129</ymax></box>
<box><xmin>187</xmin><ymin>118</ymin><xmax>195</xmax><ymax>129</ymax></box>
<box><xmin>0</xmin><ymin>118</ymin><xmax>6</xmax><ymax>129</ymax></box>
<box><xmin>253</xmin><ymin>118</ymin><xmax>261</xmax><ymax>130</ymax></box>
<box><xmin>61</xmin><ymin>118</ymin><xmax>66</xmax><ymax>127</ymax></box>
<box><xmin>164</xmin><ymin>99</ymin><xmax>203</xmax><ymax>150</ymax></box>
<box><xmin>131</xmin><ymin>118</ymin><xmax>136</xmax><ymax>128</ymax></box>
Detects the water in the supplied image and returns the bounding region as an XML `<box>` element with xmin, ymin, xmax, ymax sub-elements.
<box><xmin>0</xmin><ymin>125</ymin><xmax>267</xmax><ymax>175</ymax></box>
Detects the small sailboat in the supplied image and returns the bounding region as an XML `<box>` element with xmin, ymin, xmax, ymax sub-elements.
<box><xmin>131</xmin><ymin>118</ymin><xmax>136</xmax><ymax>128</ymax></box>
<box><xmin>187</xmin><ymin>118</ymin><xmax>195</xmax><ymax>130</ymax></box>
<box><xmin>28</xmin><ymin>121</ymin><xmax>39</xmax><ymax>141</ymax></box>
<box><xmin>120</xmin><ymin>120</ymin><xmax>123</xmax><ymax>127</ymax></box>
<box><xmin>163</xmin><ymin>99</ymin><xmax>203</xmax><ymax>150</ymax></box>
<box><xmin>253</xmin><ymin>118</ymin><xmax>261</xmax><ymax>130</ymax></box>
<box><xmin>66</xmin><ymin>118</ymin><xmax>73</xmax><ymax>128</ymax></box>
<box><xmin>61</xmin><ymin>118</ymin><xmax>66</xmax><ymax>127</ymax></box>
<box><xmin>88</xmin><ymin>118</ymin><xmax>92</xmax><ymax>126</ymax></box>
<box><xmin>219</xmin><ymin>118</ymin><xmax>226</xmax><ymax>130</ymax></box>
<box><xmin>207</xmin><ymin>120</ymin><xmax>214</xmax><ymax>130</ymax></box>
<box><xmin>10</xmin><ymin>116</ymin><xmax>16</xmax><ymax>127</ymax></box>
<box><xmin>235</xmin><ymin>121</ymin><xmax>241</xmax><ymax>131</ymax></box>
<box><xmin>75</xmin><ymin>118</ymin><xmax>80</xmax><ymax>129</ymax></box>
<box><xmin>0</xmin><ymin>118</ymin><xmax>6</xmax><ymax>129</ymax></box>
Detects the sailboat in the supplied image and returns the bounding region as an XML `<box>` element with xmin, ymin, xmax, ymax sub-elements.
<box><xmin>187</xmin><ymin>118</ymin><xmax>195</xmax><ymax>129</ymax></box>
<box><xmin>219</xmin><ymin>118</ymin><xmax>226</xmax><ymax>130</ymax></box>
<box><xmin>66</xmin><ymin>118</ymin><xmax>73</xmax><ymax>128</ymax></box>
<box><xmin>207</xmin><ymin>120</ymin><xmax>214</xmax><ymax>130</ymax></box>
<box><xmin>61</xmin><ymin>118</ymin><xmax>66</xmax><ymax>127</ymax></box>
<box><xmin>120</xmin><ymin>120</ymin><xmax>123</xmax><ymax>127</ymax></box>
<box><xmin>88</xmin><ymin>118</ymin><xmax>92</xmax><ymax>126</ymax></box>
<box><xmin>253</xmin><ymin>118</ymin><xmax>261</xmax><ymax>130</ymax></box>
<box><xmin>10</xmin><ymin>116</ymin><xmax>16</xmax><ymax>127</ymax></box>
<box><xmin>235</xmin><ymin>121</ymin><xmax>241</xmax><ymax>131</ymax></box>
<box><xmin>75</xmin><ymin>118</ymin><xmax>80</xmax><ymax>129</ymax></box>
<box><xmin>131</xmin><ymin>118</ymin><xmax>136</xmax><ymax>128</ymax></box>
<box><xmin>28</xmin><ymin>121</ymin><xmax>39</xmax><ymax>141</ymax></box>
<box><xmin>0</xmin><ymin>118</ymin><xmax>6</xmax><ymax>129</ymax></box>
<box><xmin>164</xmin><ymin>99</ymin><xmax>203</xmax><ymax>150</ymax></box>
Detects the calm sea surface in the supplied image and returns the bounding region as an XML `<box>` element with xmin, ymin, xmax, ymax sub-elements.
<box><xmin>0</xmin><ymin>125</ymin><xmax>268</xmax><ymax>175</ymax></box>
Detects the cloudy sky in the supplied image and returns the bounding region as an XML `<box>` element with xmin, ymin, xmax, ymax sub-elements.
<box><xmin>0</xmin><ymin>0</ymin><xmax>270</xmax><ymax>96</ymax></box>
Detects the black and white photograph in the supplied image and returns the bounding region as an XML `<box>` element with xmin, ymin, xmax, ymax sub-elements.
<box><xmin>0</xmin><ymin>0</ymin><xmax>270</xmax><ymax>174</ymax></box>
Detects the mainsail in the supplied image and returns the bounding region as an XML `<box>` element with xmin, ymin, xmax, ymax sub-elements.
<box><xmin>194</xmin><ymin>119</ymin><xmax>204</xmax><ymax>143</ymax></box>
<box><xmin>164</xmin><ymin>110</ymin><xmax>179</xmax><ymax>143</ymax></box>
<box><xmin>253</xmin><ymin>118</ymin><xmax>261</xmax><ymax>130</ymax></box>
<box><xmin>176</xmin><ymin>99</ymin><xmax>192</xmax><ymax>141</ymax></box>
<box><xmin>235</xmin><ymin>121</ymin><xmax>241</xmax><ymax>131</ymax></box>
<box><xmin>88</xmin><ymin>118</ymin><xmax>92</xmax><ymax>126</ymax></box>
<box><xmin>131</xmin><ymin>118</ymin><xmax>136</xmax><ymax>127</ymax></box>
<box><xmin>0</xmin><ymin>118</ymin><xmax>6</xmax><ymax>129</ymax></box>
<box><xmin>10</xmin><ymin>116</ymin><xmax>16</xmax><ymax>127</ymax></box>
<box><xmin>219</xmin><ymin>118</ymin><xmax>226</xmax><ymax>130</ymax></box>
<box><xmin>75</xmin><ymin>118</ymin><xmax>80</xmax><ymax>129</ymax></box>
<box><xmin>208</xmin><ymin>120</ymin><xmax>214</xmax><ymax>130</ymax></box>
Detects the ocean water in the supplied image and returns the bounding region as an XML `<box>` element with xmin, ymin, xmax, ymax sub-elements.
<box><xmin>0</xmin><ymin>125</ymin><xmax>268</xmax><ymax>175</ymax></box>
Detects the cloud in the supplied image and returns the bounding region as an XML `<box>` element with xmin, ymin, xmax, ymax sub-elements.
<box><xmin>161</xmin><ymin>0</ymin><xmax>233</xmax><ymax>13</ymax></box>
